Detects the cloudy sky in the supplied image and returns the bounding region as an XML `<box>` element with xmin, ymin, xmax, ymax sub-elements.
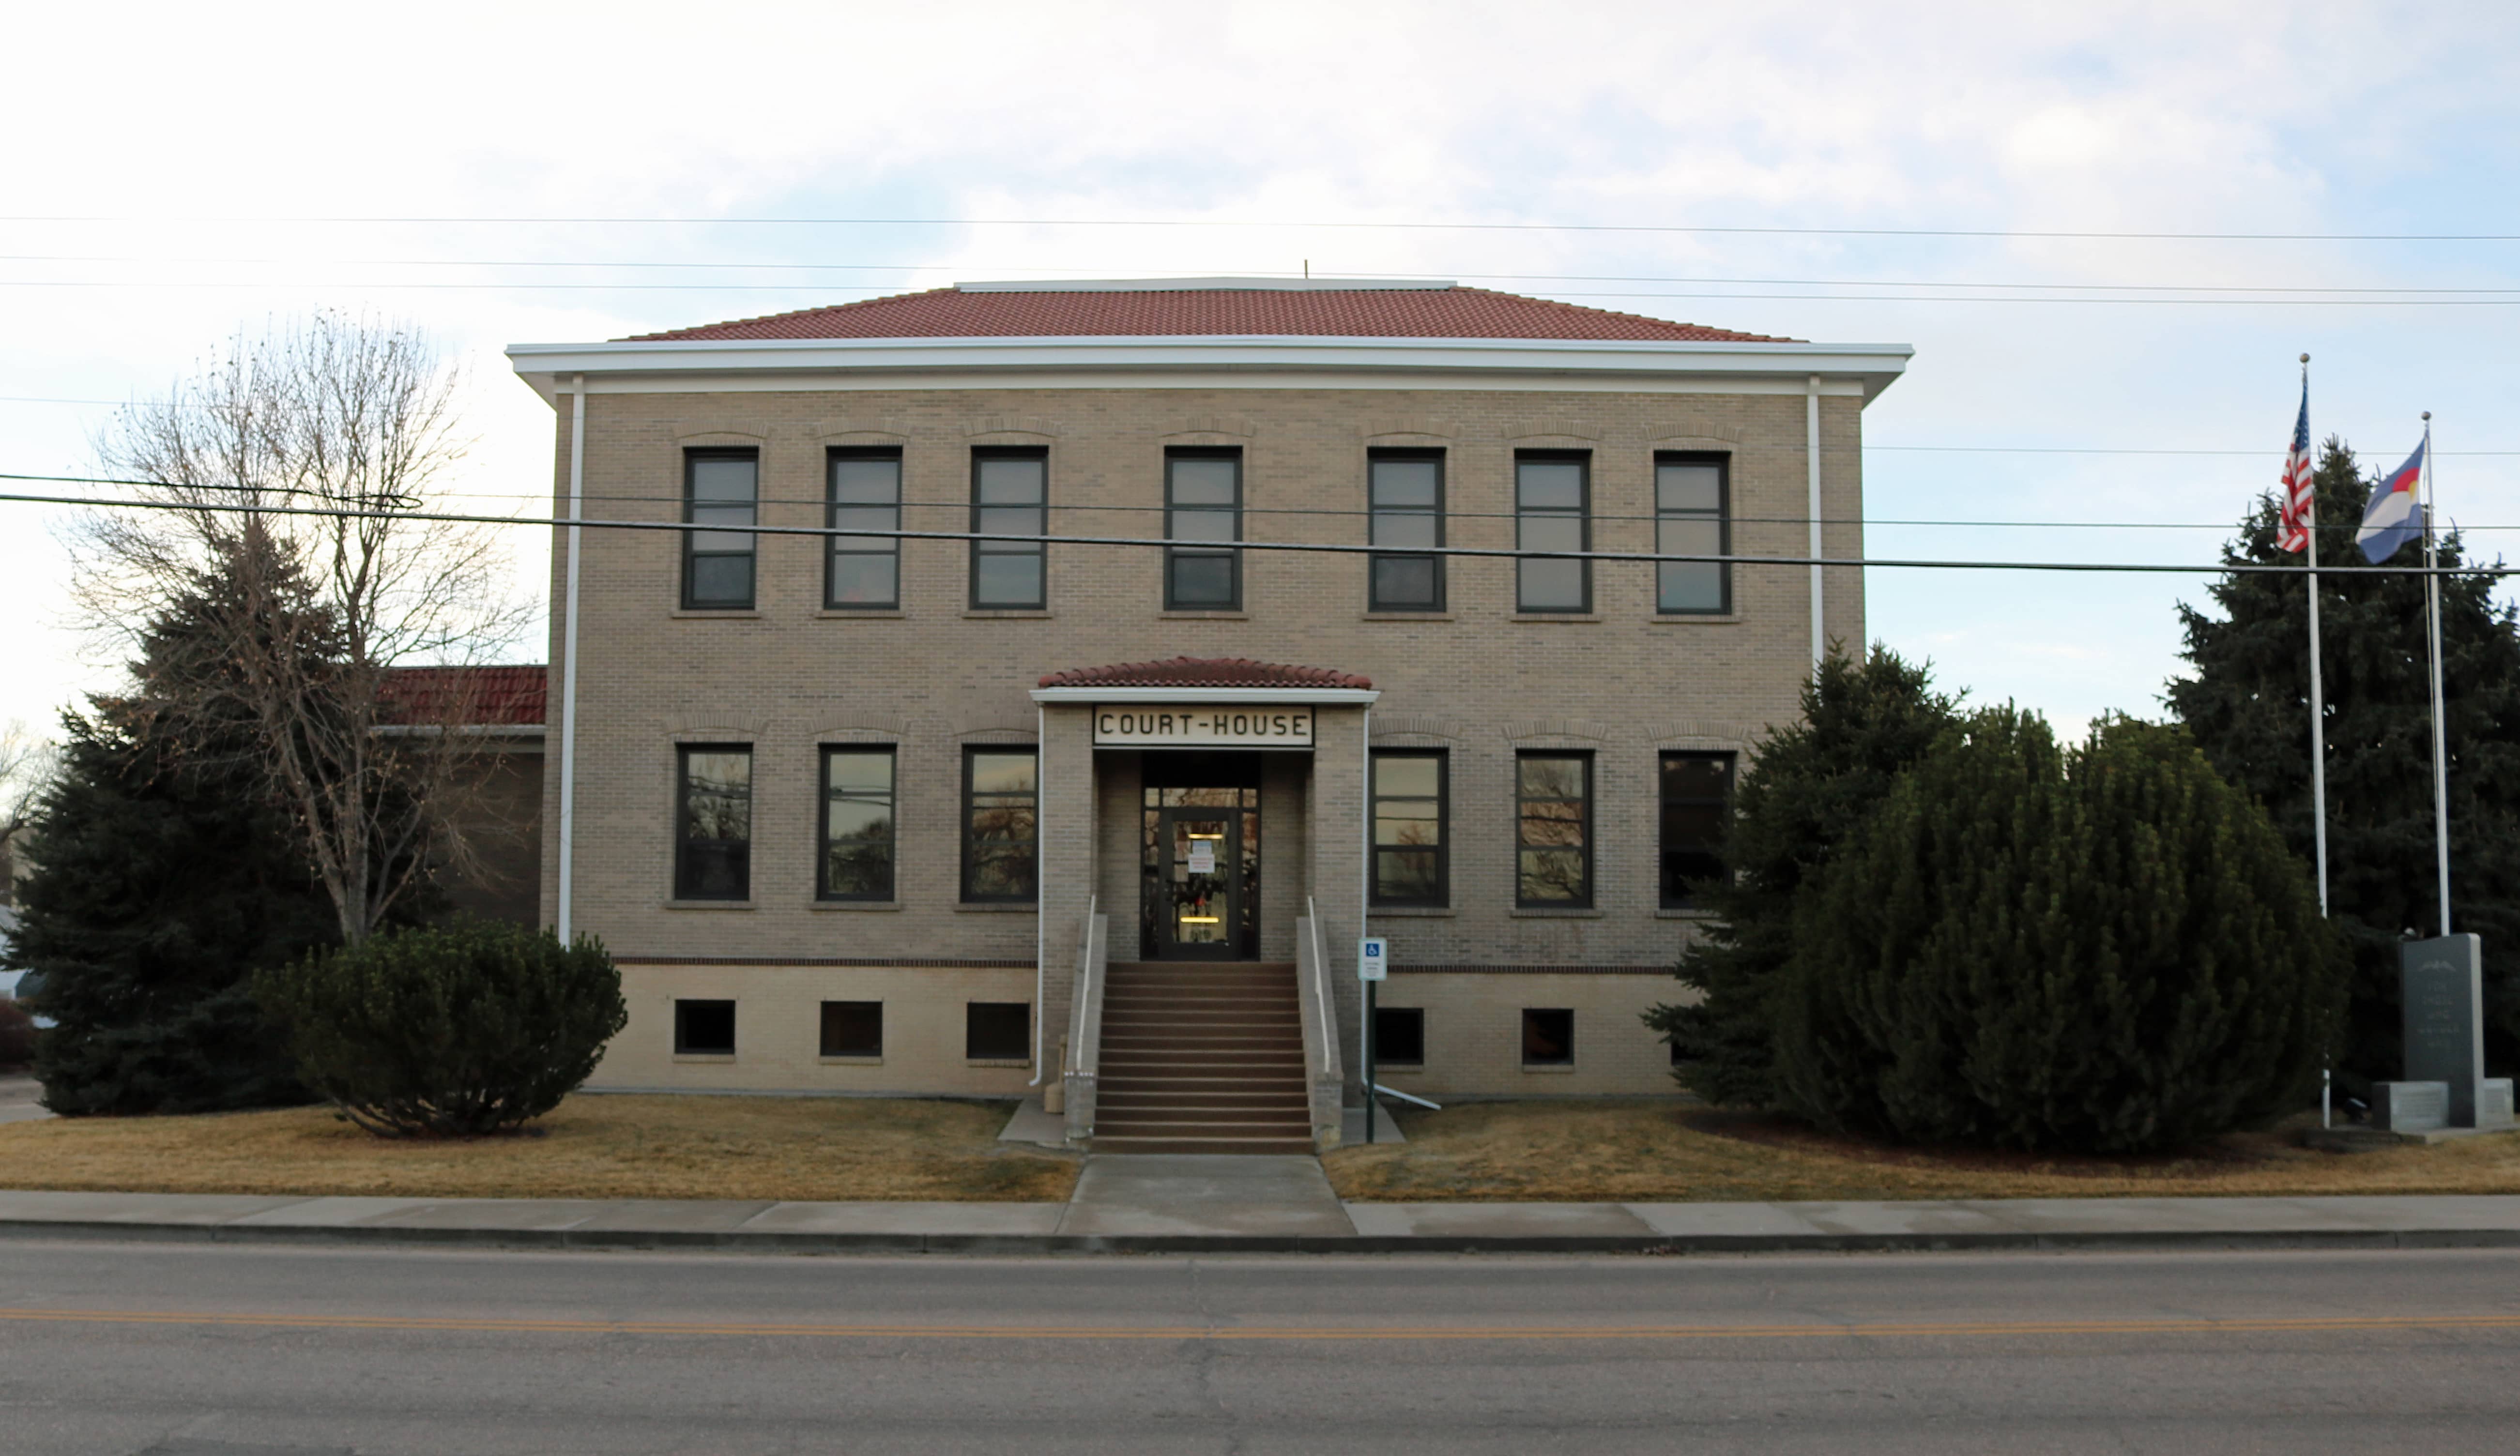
<box><xmin>2</xmin><ymin>1</ymin><xmax>2515</xmax><ymax>741</ymax></box>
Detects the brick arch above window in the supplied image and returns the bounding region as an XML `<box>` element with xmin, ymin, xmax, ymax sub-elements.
<box><xmin>1502</xmin><ymin>718</ymin><xmax>1617</xmax><ymax>743</ymax></box>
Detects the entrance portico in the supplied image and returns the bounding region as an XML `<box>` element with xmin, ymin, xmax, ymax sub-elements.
<box><xmin>1033</xmin><ymin>657</ymin><xmax>1376</xmax><ymax>1142</ymax></box>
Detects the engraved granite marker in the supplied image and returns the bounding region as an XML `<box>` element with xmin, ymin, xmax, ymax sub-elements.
<box><xmin>2401</xmin><ymin>934</ymin><xmax>2486</xmax><ymax>1126</ymax></box>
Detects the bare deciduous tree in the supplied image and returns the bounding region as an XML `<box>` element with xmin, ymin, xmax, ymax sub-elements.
<box><xmin>73</xmin><ymin>312</ymin><xmax>531</xmax><ymax>945</ymax></box>
<box><xmin>0</xmin><ymin>720</ymin><xmax>56</xmax><ymax>896</ymax></box>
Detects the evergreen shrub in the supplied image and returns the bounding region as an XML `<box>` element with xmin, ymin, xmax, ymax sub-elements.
<box><xmin>255</xmin><ymin>918</ymin><xmax>626</xmax><ymax>1138</ymax></box>
<box><xmin>1775</xmin><ymin>711</ymin><xmax>2342</xmax><ymax>1153</ymax></box>
<box><xmin>1647</xmin><ymin>646</ymin><xmax>1956</xmax><ymax>1105</ymax></box>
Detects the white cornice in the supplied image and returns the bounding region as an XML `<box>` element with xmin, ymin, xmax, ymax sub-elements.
<box><xmin>1031</xmin><ymin>685</ymin><xmax>1381</xmax><ymax>705</ymax></box>
<box><xmin>508</xmin><ymin>333</ymin><xmax>1912</xmax><ymax>408</ymax></box>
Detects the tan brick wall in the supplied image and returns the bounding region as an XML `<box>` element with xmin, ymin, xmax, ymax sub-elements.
<box><xmin>589</xmin><ymin>962</ymin><xmax>1039</xmax><ymax>1095</ymax></box>
<box><xmin>1371</xmin><ymin>971</ymin><xmax>1687</xmax><ymax>1098</ymax></box>
<box><xmin>535</xmin><ymin>381</ymin><xmax>1864</xmax><ymax>1096</ymax></box>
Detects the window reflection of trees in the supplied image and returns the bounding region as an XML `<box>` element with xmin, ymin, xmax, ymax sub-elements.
<box><xmin>1516</xmin><ymin>755</ymin><xmax>1589</xmax><ymax>906</ymax></box>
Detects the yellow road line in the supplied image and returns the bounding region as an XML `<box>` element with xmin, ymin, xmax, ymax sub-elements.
<box><xmin>1</xmin><ymin>1308</ymin><xmax>2518</xmax><ymax>1342</ymax></box>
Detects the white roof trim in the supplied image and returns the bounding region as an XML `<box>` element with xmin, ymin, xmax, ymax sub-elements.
<box><xmin>1031</xmin><ymin>685</ymin><xmax>1380</xmax><ymax>705</ymax></box>
<box><xmin>510</xmin><ymin>334</ymin><xmax>1912</xmax><ymax>406</ymax></box>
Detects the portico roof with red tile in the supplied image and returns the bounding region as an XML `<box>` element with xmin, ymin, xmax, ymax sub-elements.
<box><xmin>1037</xmin><ymin>656</ymin><xmax>1373</xmax><ymax>691</ymax></box>
<box><xmin>626</xmin><ymin>283</ymin><xmax>1795</xmax><ymax>345</ymax></box>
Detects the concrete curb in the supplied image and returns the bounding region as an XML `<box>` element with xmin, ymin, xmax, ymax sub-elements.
<box><xmin>6</xmin><ymin>1215</ymin><xmax>2520</xmax><ymax>1257</ymax></box>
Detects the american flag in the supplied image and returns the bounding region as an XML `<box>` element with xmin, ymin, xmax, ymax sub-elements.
<box><xmin>2277</xmin><ymin>381</ymin><xmax>2313</xmax><ymax>553</ymax></box>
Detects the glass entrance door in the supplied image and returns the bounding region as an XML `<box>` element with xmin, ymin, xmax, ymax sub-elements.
<box><xmin>1156</xmin><ymin>808</ymin><xmax>1240</xmax><ymax>960</ymax></box>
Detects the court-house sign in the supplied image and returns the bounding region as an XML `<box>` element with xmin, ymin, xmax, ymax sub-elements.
<box><xmin>1094</xmin><ymin>706</ymin><xmax>1314</xmax><ymax>747</ymax></box>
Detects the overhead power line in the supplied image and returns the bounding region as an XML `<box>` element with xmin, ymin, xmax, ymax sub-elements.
<box><xmin>5</xmin><ymin>279</ymin><xmax>2518</xmax><ymax>306</ymax></box>
<box><xmin>3</xmin><ymin>215</ymin><xmax>2515</xmax><ymax>242</ymax></box>
<box><xmin>6</xmin><ymin>255</ymin><xmax>2516</xmax><ymax>296</ymax></box>
<box><xmin>2</xmin><ymin>484</ymin><xmax>2507</xmax><ymax>580</ymax></box>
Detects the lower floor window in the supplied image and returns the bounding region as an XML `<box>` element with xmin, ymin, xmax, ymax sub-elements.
<box><xmin>965</xmin><ymin>1001</ymin><xmax>1031</xmax><ymax>1061</ymax></box>
<box><xmin>675</xmin><ymin>999</ymin><xmax>736</xmax><ymax>1055</ymax></box>
<box><xmin>1373</xmin><ymin>1006</ymin><xmax>1425</xmax><ymax>1066</ymax></box>
<box><xmin>1521</xmin><ymin>1008</ymin><xmax>1573</xmax><ymax>1067</ymax></box>
<box><xmin>820</xmin><ymin>1000</ymin><xmax>883</xmax><ymax>1059</ymax></box>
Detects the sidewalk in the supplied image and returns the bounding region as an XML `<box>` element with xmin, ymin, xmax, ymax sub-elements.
<box><xmin>4</xmin><ymin>1156</ymin><xmax>2519</xmax><ymax>1254</ymax></box>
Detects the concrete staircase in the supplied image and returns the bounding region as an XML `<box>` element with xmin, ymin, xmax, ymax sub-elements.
<box><xmin>1090</xmin><ymin>961</ymin><xmax>1314</xmax><ymax>1154</ymax></box>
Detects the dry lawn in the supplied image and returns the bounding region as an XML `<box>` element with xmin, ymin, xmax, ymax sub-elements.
<box><xmin>0</xmin><ymin>1094</ymin><xmax>1078</xmax><ymax>1203</ymax></box>
<box><xmin>1324</xmin><ymin>1100</ymin><xmax>2520</xmax><ymax>1203</ymax></box>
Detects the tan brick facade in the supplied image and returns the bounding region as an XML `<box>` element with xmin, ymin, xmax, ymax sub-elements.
<box><xmin>517</xmin><ymin>319</ymin><xmax>1899</xmax><ymax>1102</ymax></box>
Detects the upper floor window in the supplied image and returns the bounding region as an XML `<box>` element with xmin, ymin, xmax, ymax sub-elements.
<box><xmin>683</xmin><ymin>450</ymin><xmax>758</xmax><ymax>610</ymax></box>
<box><xmin>819</xmin><ymin>746</ymin><xmax>897</xmax><ymax>901</ymax></box>
<box><xmin>674</xmin><ymin>744</ymin><xmax>752</xmax><ymax>900</ymax></box>
<box><xmin>1515</xmin><ymin>751</ymin><xmax>1592</xmax><ymax>907</ymax></box>
<box><xmin>962</xmin><ymin>748</ymin><xmax>1039</xmax><ymax>902</ymax></box>
<box><xmin>1165</xmin><ymin>448</ymin><xmax>1242</xmax><ymax>609</ymax></box>
<box><xmin>1656</xmin><ymin>455</ymin><xmax>1730</xmax><ymax>615</ymax></box>
<box><xmin>1660</xmin><ymin>751</ymin><xmax>1734</xmax><ymax>909</ymax></box>
<box><xmin>972</xmin><ymin>448</ymin><xmax>1047</xmax><ymax>609</ymax></box>
<box><xmin>1370</xmin><ymin>749</ymin><xmax>1448</xmax><ymax>906</ymax></box>
<box><xmin>1515</xmin><ymin>452</ymin><xmax>1589</xmax><ymax>613</ymax></box>
<box><xmin>826</xmin><ymin>449</ymin><xmax>901</xmax><ymax>610</ymax></box>
<box><xmin>1367</xmin><ymin>450</ymin><xmax>1444</xmax><ymax>612</ymax></box>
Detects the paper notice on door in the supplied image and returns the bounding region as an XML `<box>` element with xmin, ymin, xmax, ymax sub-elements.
<box><xmin>1187</xmin><ymin>842</ymin><xmax>1217</xmax><ymax>875</ymax></box>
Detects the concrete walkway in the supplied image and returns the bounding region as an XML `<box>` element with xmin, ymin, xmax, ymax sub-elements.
<box><xmin>0</xmin><ymin>1074</ymin><xmax>52</xmax><ymax>1125</ymax></box>
<box><xmin>3</xmin><ymin>1167</ymin><xmax>2519</xmax><ymax>1254</ymax></box>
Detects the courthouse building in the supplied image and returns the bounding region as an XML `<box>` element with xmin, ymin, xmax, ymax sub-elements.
<box><xmin>506</xmin><ymin>279</ymin><xmax>1908</xmax><ymax>1150</ymax></box>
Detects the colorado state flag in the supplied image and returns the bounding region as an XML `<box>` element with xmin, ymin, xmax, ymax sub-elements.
<box><xmin>2356</xmin><ymin>440</ymin><xmax>2428</xmax><ymax>564</ymax></box>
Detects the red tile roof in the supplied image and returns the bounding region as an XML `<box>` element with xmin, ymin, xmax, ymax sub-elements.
<box><xmin>626</xmin><ymin>284</ymin><xmax>1793</xmax><ymax>344</ymax></box>
<box><xmin>1038</xmin><ymin>656</ymin><xmax>1373</xmax><ymax>691</ymax></box>
<box><xmin>378</xmin><ymin>665</ymin><xmax>547</xmax><ymax>727</ymax></box>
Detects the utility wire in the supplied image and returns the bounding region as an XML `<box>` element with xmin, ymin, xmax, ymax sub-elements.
<box><xmin>5</xmin><ymin>279</ymin><xmax>2517</xmax><ymax>305</ymax></box>
<box><xmin>5</xmin><ymin>215</ymin><xmax>2516</xmax><ymax>242</ymax></box>
<box><xmin>1</xmin><ymin>474</ymin><xmax>2505</xmax><ymax>536</ymax></box>
<box><xmin>7</xmin><ymin>255</ymin><xmax>2517</xmax><ymax>296</ymax></box>
<box><xmin>3</xmin><ymin>485</ymin><xmax>2506</xmax><ymax>579</ymax></box>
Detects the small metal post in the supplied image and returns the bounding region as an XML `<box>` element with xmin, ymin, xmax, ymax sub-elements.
<box><xmin>1364</xmin><ymin>979</ymin><xmax>1377</xmax><ymax>1144</ymax></box>
<box><xmin>2322</xmin><ymin>1067</ymin><xmax>2332</xmax><ymax>1130</ymax></box>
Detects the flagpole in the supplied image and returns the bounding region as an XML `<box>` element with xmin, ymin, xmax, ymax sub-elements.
<box><xmin>2421</xmin><ymin>411</ymin><xmax>2450</xmax><ymax>935</ymax></box>
<box><xmin>2302</xmin><ymin>355</ymin><xmax>2330</xmax><ymax>916</ymax></box>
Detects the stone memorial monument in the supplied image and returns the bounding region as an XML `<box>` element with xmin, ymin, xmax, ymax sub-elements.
<box><xmin>2376</xmin><ymin>934</ymin><xmax>2515</xmax><ymax>1132</ymax></box>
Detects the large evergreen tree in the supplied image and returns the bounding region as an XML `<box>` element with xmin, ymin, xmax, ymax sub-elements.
<box><xmin>2169</xmin><ymin>440</ymin><xmax>2520</xmax><ymax>1094</ymax></box>
<box><xmin>1648</xmin><ymin>646</ymin><xmax>1958</xmax><ymax>1106</ymax></box>
<box><xmin>1776</xmin><ymin>712</ymin><xmax>2340</xmax><ymax>1152</ymax></box>
<box><xmin>7</xmin><ymin>566</ymin><xmax>340</xmax><ymax>1114</ymax></box>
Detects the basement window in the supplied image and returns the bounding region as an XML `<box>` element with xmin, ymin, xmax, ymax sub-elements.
<box><xmin>1373</xmin><ymin>1007</ymin><xmax>1425</xmax><ymax>1067</ymax></box>
<box><xmin>820</xmin><ymin>1001</ymin><xmax>883</xmax><ymax>1059</ymax></box>
<box><xmin>966</xmin><ymin>1001</ymin><xmax>1031</xmax><ymax>1062</ymax></box>
<box><xmin>1521</xmin><ymin>1008</ymin><xmax>1573</xmax><ymax>1068</ymax></box>
<box><xmin>675</xmin><ymin>999</ymin><xmax>736</xmax><ymax>1056</ymax></box>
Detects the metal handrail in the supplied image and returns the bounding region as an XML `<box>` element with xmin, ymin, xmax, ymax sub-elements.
<box><xmin>1303</xmin><ymin>895</ymin><xmax>1341</xmax><ymax>1079</ymax></box>
<box><xmin>1066</xmin><ymin>894</ymin><xmax>1098</xmax><ymax>1078</ymax></box>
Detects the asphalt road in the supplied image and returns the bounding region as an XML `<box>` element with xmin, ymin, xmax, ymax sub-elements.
<box><xmin>4</xmin><ymin>1239</ymin><xmax>2518</xmax><ymax>1455</ymax></box>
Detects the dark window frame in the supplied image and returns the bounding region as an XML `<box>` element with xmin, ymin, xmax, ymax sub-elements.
<box><xmin>1659</xmin><ymin>750</ymin><xmax>1736</xmax><ymax>910</ymax></box>
<box><xmin>817</xmin><ymin>744</ymin><xmax>898</xmax><ymax>902</ymax></box>
<box><xmin>1521</xmin><ymin>1007</ymin><xmax>1575</xmax><ymax>1067</ymax></box>
<box><xmin>1373</xmin><ymin>1006</ymin><xmax>1426</xmax><ymax>1067</ymax></box>
<box><xmin>673</xmin><ymin>743</ymin><xmax>753</xmax><ymax>902</ymax></box>
<box><xmin>681</xmin><ymin>448</ymin><xmax>759</xmax><ymax>610</ymax></box>
<box><xmin>970</xmin><ymin>446</ymin><xmax>1049</xmax><ymax>610</ymax></box>
<box><xmin>1655</xmin><ymin>452</ymin><xmax>1732</xmax><ymax>616</ymax></box>
<box><xmin>1163</xmin><ymin>447</ymin><xmax>1244</xmax><ymax>610</ymax></box>
<box><xmin>819</xmin><ymin>1000</ymin><xmax>884</xmax><ymax>1059</ymax></box>
<box><xmin>1367</xmin><ymin>448</ymin><xmax>1446</xmax><ymax>612</ymax></box>
<box><xmin>1514</xmin><ymin>450</ymin><xmax>1591</xmax><ymax>614</ymax></box>
<box><xmin>1369</xmin><ymin>748</ymin><xmax>1449</xmax><ymax>908</ymax></box>
<box><xmin>674</xmin><ymin>999</ymin><xmax>737</xmax><ymax>1055</ymax></box>
<box><xmin>824</xmin><ymin>446</ymin><xmax>902</xmax><ymax>610</ymax></box>
<box><xmin>965</xmin><ymin>1001</ymin><xmax>1032</xmax><ymax>1061</ymax></box>
<box><xmin>1514</xmin><ymin>750</ymin><xmax>1594</xmax><ymax>909</ymax></box>
<box><xmin>960</xmin><ymin>746</ymin><xmax>1040</xmax><ymax>904</ymax></box>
